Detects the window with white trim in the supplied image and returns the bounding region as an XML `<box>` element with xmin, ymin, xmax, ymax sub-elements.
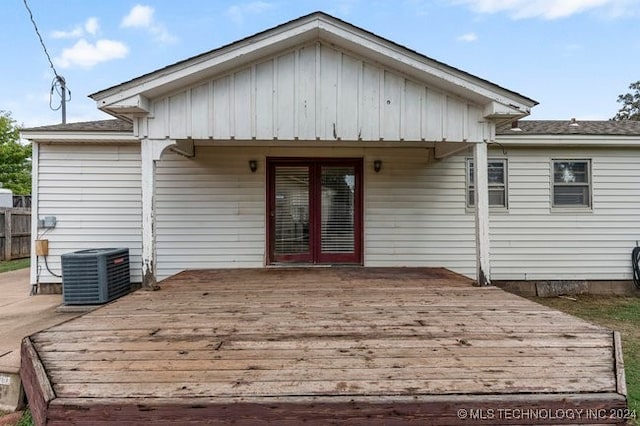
<box><xmin>466</xmin><ymin>158</ymin><xmax>507</xmax><ymax>208</ymax></box>
<box><xmin>552</xmin><ymin>160</ymin><xmax>591</xmax><ymax>208</ymax></box>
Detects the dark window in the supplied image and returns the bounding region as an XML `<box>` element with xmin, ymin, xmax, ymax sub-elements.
<box><xmin>552</xmin><ymin>160</ymin><xmax>591</xmax><ymax>208</ymax></box>
<box><xmin>467</xmin><ymin>159</ymin><xmax>507</xmax><ymax>208</ymax></box>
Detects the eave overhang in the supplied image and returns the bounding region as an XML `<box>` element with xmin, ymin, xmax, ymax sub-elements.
<box><xmin>496</xmin><ymin>133</ymin><xmax>640</xmax><ymax>147</ymax></box>
<box><xmin>20</xmin><ymin>130</ymin><xmax>138</xmax><ymax>144</ymax></box>
<box><xmin>101</xmin><ymin>94</ymin><xmax>151</xmax><ymax>117</ymax></box>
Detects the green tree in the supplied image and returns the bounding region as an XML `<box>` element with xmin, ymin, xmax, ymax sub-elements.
<box><xmin>613</xmin><ymin>81</ymin><xmax>640</xmax><ymax>121</ymax></box>
<box><xmin>0</xmin><ymin>111</ymin><xmax>31</xmax><ymax>194</ymax></box>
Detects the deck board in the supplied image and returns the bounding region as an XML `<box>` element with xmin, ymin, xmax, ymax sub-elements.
<box><xmin>21</xmin><ymin>268</ymin><xmax>627</xmax><ymax>425</ymax></box>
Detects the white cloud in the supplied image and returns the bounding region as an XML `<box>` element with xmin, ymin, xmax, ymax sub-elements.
<box><xmin>121</xmin><ymin>5</ymin><xmax>154</xmax><ymax>28</ymax></box>
<box><xmin>150</xmin><ymin>24</ymin><xmax>177</xmax><ymax>44</ymax></box>
<box><xmin>85</xmin><ymin>17</ymin><xmax>100</xmax><ymax>35</ymax></box>
<box><xmin>55</xmin><ymin>39</ymin><xmax>129</xmax><ymax>69</ymax></box>
<box><xmin>448</xmin><ymin>0</ymin><xmax>637</xmax><ymax>20</ymax></box>
<box><xmin>226</xmin><ymin>1</ymin><xmax>275</xmax><ymax>25</ymax></box>
<box><xmin>121</xmin><ymin>4</ymin><xmax>177</xmax><ymax>43</ymax></box>
<box><xmin>52</xmin><ymin>27</ymin><xmax>83</xmax><ymax>39</ymax></box>
<box><xmin>52</xmin><ymin>17</ymin><xmax>100</xmax><ymax>39</ymax></box>
<box><xmin>457</xmin><ymin>32</ymin><xmax>478</xmax><ymax>42</ymax></box>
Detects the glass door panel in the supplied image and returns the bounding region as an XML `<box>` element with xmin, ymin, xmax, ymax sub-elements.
<box><xmin>273</xmin><ymin>166</ymin><xmax>311</xmax><ymax>262</ymax></box>
<box><xmin>320</xmin><ymin>167</ymin><xmax>355</xmax><ymax>254</ymax></box>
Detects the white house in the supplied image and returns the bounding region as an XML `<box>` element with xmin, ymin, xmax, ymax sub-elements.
<box><xmin>21</xmin><ymin>12</ymin><xmax>640</xmax><ymax>295</ymax></box>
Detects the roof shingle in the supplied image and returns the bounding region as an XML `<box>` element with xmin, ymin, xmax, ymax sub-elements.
<box><xmin>22</xmin><ymin>119</ymin><xmax>133</xmax><ymax>133</ymax></box>
<box><xmin>497</xmin><ymin>120</ymin><xmax>640</xmax><ymax>136</ymax></box>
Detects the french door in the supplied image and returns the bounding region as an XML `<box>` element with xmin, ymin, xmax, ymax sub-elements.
<box><xmin>267</xmin><ymin>158</ymin><xmax>362</xmax><ymax>264</ymax></box>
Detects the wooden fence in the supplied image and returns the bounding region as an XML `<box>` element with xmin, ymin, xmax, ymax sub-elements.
<box><xmin>13</xmin><ymin>195</ymin><xmax>31</xmax><ymax>208</ymax></box>
<box><xmin>0</xmin><ymin>208</ymin><xmax>31</xmax><ymax>261</ymax></box>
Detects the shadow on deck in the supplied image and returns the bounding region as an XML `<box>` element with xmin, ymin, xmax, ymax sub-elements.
<box><xmin>21</xmin><ymin>268</ymin><xmax>628</xmax><ymax>425</ymax></box>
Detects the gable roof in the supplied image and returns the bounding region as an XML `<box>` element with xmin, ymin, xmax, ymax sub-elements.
<box><xmin>497</xmin><ymin>120</ymin><xmax>640</xmax><ymax>136</ymax></box>
<box><xmin>90</xmin><ymin>12</ymin><xmax>537</xmax><ymax>121</ymax></box>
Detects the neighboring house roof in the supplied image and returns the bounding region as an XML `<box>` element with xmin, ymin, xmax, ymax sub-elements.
<box><xmin>22</xmin><ymin>119</ymin><xmax>133</xmax><ymax>133</ymax></box>
<box><xmin>497</xmin><ymin>119</ymin><xmax>640</xmax><ymax>136</ymax></box>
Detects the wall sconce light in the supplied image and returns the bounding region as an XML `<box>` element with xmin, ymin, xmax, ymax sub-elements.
<box><xmin>373</xmin><ymin>160</ymin><xmax>382</xmax><ymax>173</ymax></box>
<box><xmin>248</xmin><ymin>160</ymin><xmax>258</xmax><ymax>173</ymax></box>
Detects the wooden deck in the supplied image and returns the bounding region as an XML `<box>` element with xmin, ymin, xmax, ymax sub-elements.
<box><xmin>22</xmin><ymin>268</ymin><xmax>627</xmax><ymax>425</ymax></box>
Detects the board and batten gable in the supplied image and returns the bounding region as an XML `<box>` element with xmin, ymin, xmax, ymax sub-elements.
<box><xmin>139</xmin><ymin>42</ymin><xmax>488</xmax><ymax>143</ymax></box>
<box><xmin>33</xmin><ymin>143</ymin><xmax>143</xmax><ymax>283</ymax></box>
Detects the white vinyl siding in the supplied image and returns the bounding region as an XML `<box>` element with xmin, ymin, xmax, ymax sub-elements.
<box><xmin>365</xmin><ymin>150</ymin><xmax>476</xmax><ymax>277</ymax></box>
<box><xmin>34</xmin><ymin>144</ymin><xmax>142</xmax><ymax>283</ymax></box>
<box><xmin>155</xmin><ymin>147</ymin><xmax>265</xmax><ymax>279</ymax></box>
<box><xmin>153</xmin><ymin>145</ymin><xmax>640</xmax><ymax>282</ymax></box>
<box><xmin>489</xmin><ymin>147</ymin><xmax>640</xmax><ymax>281</ymax></box>
<box><xmin>154</xmin><ymin>146</ymin><xmax>477</xmax><ymax>280</ymax></box>
<box><xmin>34</xmin><ymin>142</ymin><xmax>640</xmax><ymax>284</ymax></box>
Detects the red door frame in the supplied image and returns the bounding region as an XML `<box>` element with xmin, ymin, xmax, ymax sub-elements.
<box><xmin>267</xmin><ymin>158</ymin><xmax>363</xmax><ymax>265</ymax></box>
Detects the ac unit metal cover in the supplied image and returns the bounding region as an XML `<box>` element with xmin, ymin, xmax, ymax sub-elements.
<box><xmin>61</xmin><ymin>248</ymin><xmax>131</xmax><ymax>305</ymax></box>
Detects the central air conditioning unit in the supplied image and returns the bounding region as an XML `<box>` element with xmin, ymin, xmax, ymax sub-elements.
<box><xmin>61</xmin><ymin>248</ymin><xmax>131</xmax><ymax>305</ymax></box>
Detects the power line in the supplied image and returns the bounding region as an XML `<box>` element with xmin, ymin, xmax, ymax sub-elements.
<box><xmin>22</xmin><ymin>0</ymin><xmax>59</xmax><ymax>78</ymax></box>
<box><xmin>22</xmin><ymin>0</ymin><xmax>71</xmax><ymax>123</ymax></box>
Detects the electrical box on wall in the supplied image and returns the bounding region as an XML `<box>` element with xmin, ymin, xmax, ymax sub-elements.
<box><xmin>35</xmin><ymin>239</ymin><xmax>49</xmax><ymax>256</ymax></box>
<box><xmin>38</xmin><ymin>216</ymin><xmax>57</xmax><ymax>229</ymax></box>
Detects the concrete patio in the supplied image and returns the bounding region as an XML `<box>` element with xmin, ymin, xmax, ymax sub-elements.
<box><xmin>0</xmin><ymin>268</ymin><xmax>80</xmax><ymax>412</ymax></box>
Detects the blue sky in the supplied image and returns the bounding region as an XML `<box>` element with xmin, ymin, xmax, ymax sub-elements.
<box><xmin>2</xmin><ymin>0</ymin><xmax>640</xmax><ymax>127</ymax></box>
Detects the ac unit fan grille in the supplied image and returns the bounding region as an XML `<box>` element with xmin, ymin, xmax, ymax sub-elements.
<box><xmin>62</xmin><ymin>248</ymin><xmax>131</xmax><ymax>305</ymax></box>
<box><xmin>105</xmin><ymin>252</ymin><xmax>131</xmax><ymax>300</ymax></box>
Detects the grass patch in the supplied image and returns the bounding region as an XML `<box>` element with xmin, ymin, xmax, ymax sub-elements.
<box><xmin>0</xmin><ymin>258</ymin><xmax>30</xmax><ymax>273</ymax></box>
<box><xmin>0</xmin><ymin>409</ymin><xmax>32</xmax><ymax>426</ymax></box>
<box><xmin>531</xmin><ymin>295</ymin><xmax>639</xmax><ymax>425</ymax></box>
<box><xmin>15</xmin><ymin>409</ymin><xmax>33</xmax><ymax>426</ymax></box>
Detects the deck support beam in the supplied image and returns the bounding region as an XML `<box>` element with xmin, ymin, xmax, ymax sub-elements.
<box><xmin>141</xmin><ymin>138</ymin><xmax>176</xmax><ymax>290</ymax></box>
<box><xmin>474</xmin><ymin>141</ymin><xmax>491</xmax><ymax>286</ymax></box>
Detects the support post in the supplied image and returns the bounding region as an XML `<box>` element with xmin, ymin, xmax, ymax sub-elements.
<box><xmin>4</xmin><ymin>209</ymin><xmax>12</xmax><ymax>261</ymax></box>
<box><xmin>30</xmin><ymin>142</ymin><xmax>39</xmax><ymax>286</ymax></box>
<box><xmin>140</xmin><ymin>139</ymin><xmax>175</xmax><ymax>290</ymax></box>
<box><xmin>474</xmin><ymin>141</ymin><xmax>491</xmax><ymax>286</ymax></box>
